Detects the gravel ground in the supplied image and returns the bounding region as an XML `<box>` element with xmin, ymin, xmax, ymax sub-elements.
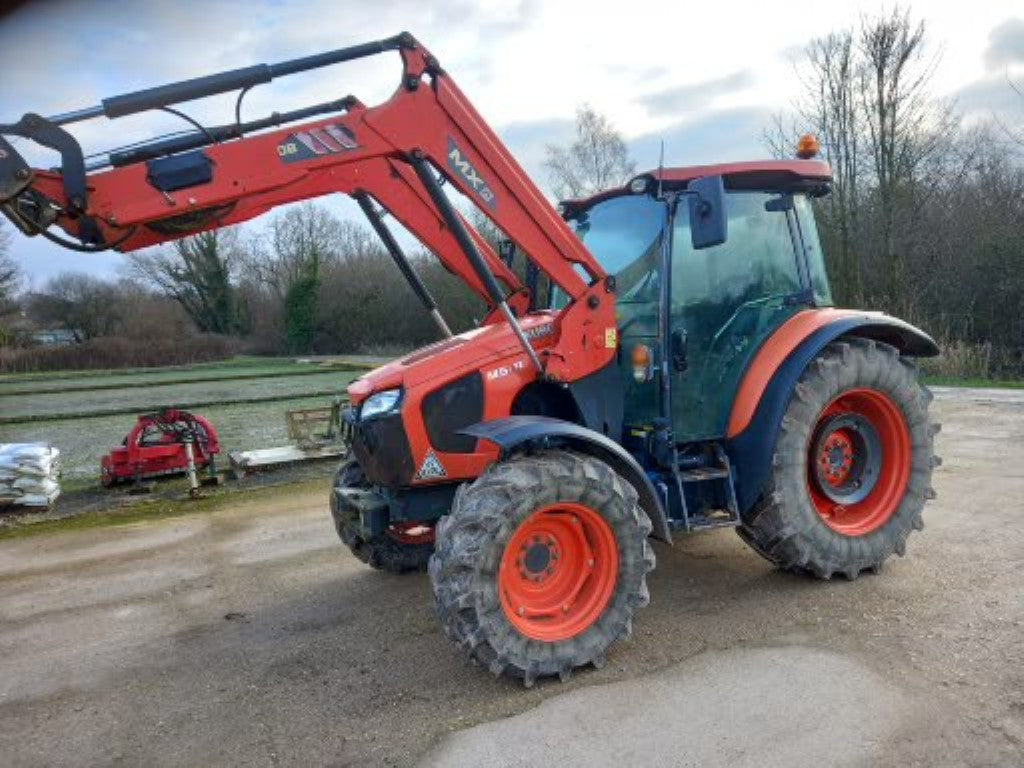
<box><xmin>0</xmin><ymin>387</ymin><xmax>1021</xmax><ymax>767</ymax></box>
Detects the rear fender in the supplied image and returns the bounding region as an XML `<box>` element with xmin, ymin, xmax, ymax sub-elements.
<box><xmin>725</xmin><ymin>310</ymin><xmax>938</xmax><ymax>513</ymax></box>
<box><xmin>462</xmin><ymin>416</ymin><xmax>672</xmax><ymax>543</ymax></box>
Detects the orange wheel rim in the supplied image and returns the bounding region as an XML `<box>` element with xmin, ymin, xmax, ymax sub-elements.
<box><xmin>499</xmin><ymin>502</ymin><xmax>618</xmax><ymax>642</ymax></box>
<box><xmin>807</xmin><ymin>388</ymin><xmax>911</xmax><ymax>536</ymax></box>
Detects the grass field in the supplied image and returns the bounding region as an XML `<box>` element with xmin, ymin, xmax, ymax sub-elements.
<box><xmin>0</xmin><ymin>358</ymin><xmax>369</xmax><ymax>485</ymax></box>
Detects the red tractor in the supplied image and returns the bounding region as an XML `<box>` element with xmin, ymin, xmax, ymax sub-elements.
<box><xmin>0</xmin><ymin>33</ymin><xmax>939</xmax><ymax>685</ymax></box>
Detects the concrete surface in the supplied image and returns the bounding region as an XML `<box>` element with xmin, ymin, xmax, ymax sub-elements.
<box><xmin>422</xmin><ymin>647</ymin><xmax>907</xmax><ymax>768</ymax></box>
<box><xmin>0</xmin><ymin>387</ymin><xmax>1022</xmax><ymax>767</ymax></box>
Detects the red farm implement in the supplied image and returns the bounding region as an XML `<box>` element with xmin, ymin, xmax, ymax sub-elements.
<box><xmin>100</xmin><ymin>409</ymin><xmax>220</xmax><ymax>487</ymax></box>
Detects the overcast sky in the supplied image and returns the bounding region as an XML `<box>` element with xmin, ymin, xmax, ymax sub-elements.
<box><xmin>1</xmin><ymin>0</ymin><xmax>1021</xmax><ymax>286</ymax></box>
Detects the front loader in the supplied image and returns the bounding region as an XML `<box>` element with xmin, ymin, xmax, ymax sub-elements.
<box><xmin>0</xmin><ymin>33</ymin><xmax>940</xmax><ymax>686</ymax></box>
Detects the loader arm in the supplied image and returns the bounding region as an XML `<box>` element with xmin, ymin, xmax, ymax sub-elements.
<box><xmin>0</xmin><ymin>96</ymin><xmax>525</xmax><ymax>314</ymax></box>
<box><xmin>0</xmin><ymin>32</ymin><xmax>617</xmax><ymax>380</ymax></box>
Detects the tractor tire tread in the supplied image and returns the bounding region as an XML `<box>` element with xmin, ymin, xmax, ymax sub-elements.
<box><xmin>736</xmin><ymin>336</ymin><xmax>936</xmax><ymax>579</ymax></box>
<box><xmin>429</xmin><ymin>450</ymin><xmax>654</xmax><ymax>686</ymax></box>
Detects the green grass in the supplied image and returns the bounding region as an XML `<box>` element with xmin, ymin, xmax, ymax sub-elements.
<box><xmin>0</xmin><ymin>362</ymin><xmax>367</xmax><ymax>397</ymax></box>
<box><xmin>924</xmin><ymin>376</ymin><xmax>1024</xmax><ymax>389</ymax></box>
<box><xmin>0</xmin><ymin>476</ymin><xmax>326</xmax><ymax>541</ymax></box>
<box><xmin>0</xmin><ymin>389</ymin><xmax>357</xmax><ymax>480</ymax></box>
<box><xmin>0</xmin><ymin>358</ymin><xmax>362</xmax><ymax>480</ymax></box>
<box><xmin>0</xmin><ymin>369</ymin><xmax>354</xmax><ymax>424</ymax></box>
<box><xmin>0</xmin><ymin>355</ymin><xmax>288</xmax><ymax>383</ymax></box>
<box><xmin>0</xmin><ymin>356</ymin><xmax>371</xmax><ymax>392</ymax></box>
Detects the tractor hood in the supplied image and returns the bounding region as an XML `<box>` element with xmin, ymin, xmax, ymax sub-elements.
<box><xmin>347</xmin><ymin>312</ymin><xmax>559</xmax><ymax>403</ymax></box>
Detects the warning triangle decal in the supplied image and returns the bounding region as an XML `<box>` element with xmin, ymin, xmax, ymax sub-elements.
<box><xmin>415</xmin><ymin>450</ymin><xmax>447</xmax><ymax>480</ymax></box>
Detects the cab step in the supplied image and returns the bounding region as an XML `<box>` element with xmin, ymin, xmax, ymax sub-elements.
<box><xmin>679</xmin><ymin>466</ymin><xmax>730</xmax><ymax>482</ymax></box>
<box><xmin>671</xmin><ymin>443</ymin><xmax>741</xmax><ymax>532</ymax></box>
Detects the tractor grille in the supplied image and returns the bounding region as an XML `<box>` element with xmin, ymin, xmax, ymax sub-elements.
<box><xmin>348</xmin><ymin>409</ymin><xmax>415</xmax><ymax>488</ymax></box>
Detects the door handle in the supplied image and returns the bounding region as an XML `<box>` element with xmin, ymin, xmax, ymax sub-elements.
<box><xmin>671</xmin><ymin>328</ymin><xmax>688</xmax><ymax>372</ymax></box>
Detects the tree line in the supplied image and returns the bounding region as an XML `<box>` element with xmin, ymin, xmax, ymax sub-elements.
<box><xmin>768</xmin><ymin>7</ymin><xmax>1024</xmax><ymax>377</ymax></box>
<box><xmin>0</xmin><ymin>204</ymin><xmax>491</xmax><ymax>371</ymax></box>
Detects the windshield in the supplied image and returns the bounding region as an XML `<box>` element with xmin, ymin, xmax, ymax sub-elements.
<box><xmin>553</xmin><ymin>195</ymin><xmax>667</xmax><ymax>307</ymax></box>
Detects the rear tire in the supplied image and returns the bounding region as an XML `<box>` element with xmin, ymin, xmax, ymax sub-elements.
<box><xmin>429</xmin><ymin>451</ymin><xmax>655</xmax><ymax>686</ymax></box>
<box><xmin>737</xmin><ymin>337</ymin><xmax>939</xmax><ymax>579</ymax></box>
<box><xmin>329</xmin><ymin>457</ymin><xmax>433</xmax><ymax>574</ymax></box>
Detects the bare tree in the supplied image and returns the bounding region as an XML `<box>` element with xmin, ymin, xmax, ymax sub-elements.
<box><xmin>857</xmin><ymin>7</ymin><xmax>947</xmax><ymax>304</ymax></box>
<box><xmin>26</xmin><ymin>273</ymin><xmax>122</xmax><ymax>341</ymax></box>
<box><xmin>773</xmin><ymin>7</ymin><xmax>952</xmax><ymax>311</ymax></box>
<box><xmin>243</xmin><ymin>203</ymin><xmax>381</xmax><ymax>353</ymax></box>
<box><xmin>544</xmin><ymin>105</ymin><xmax>636</xmax><ymax>198</ymax></box>
<box><xmin>809</xmin><ymin>31</ymin><xmax>864</xmax><ymax>301</ymax></box>
<box><xmin>0</xmin><ymin>221</ymin><xmax>19</xmax><ymax>312</ymax></box>
<box><xmin>995</xmin><ymin>75</ymin><xmax>1024</xmax><ymax>148</ymax></box>
<box><xmin>128</xmin><ymin>229</ymin><xmax>240</xmax><ymax>334</ymax></box>
<box><xmin>768</xmin><ymin>32</ymin><xmax>867</xmax><ymax>303</ymax></box>
<box><xmin>244</xmin><ymin>203</ymin><xmax>374</xmax><ymax>299</ymax></box>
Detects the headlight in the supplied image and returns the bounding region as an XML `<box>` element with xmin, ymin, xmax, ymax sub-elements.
<box><xmin>359</xmin><ymin>388</ymin><xmax>402</xmax><ymax>420</ymax></box>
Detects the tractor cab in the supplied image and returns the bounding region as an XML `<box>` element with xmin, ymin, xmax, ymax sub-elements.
<box><xmin>559</xmin><ymin>159</ymin><xmax>833</xmax><ymax>445</ymax></box>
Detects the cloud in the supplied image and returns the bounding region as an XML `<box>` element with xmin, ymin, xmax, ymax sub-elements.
<box><xmin>955</xmin><ymin>75</ymin><xmax>1024</xmax><ymax>121</ymax></box>
<box><xmin>496</xmin><ymin>116</ymin><xmax>576</xmax><ymax>182</ymax></box>
<box><xmin>984</xmin><ymin>18</ymin><xmax>1024</xmax><ymax>70</ymax></box>
<box><xmin>637</xmin><ymin>71</ymin><xmax>754</xmax><ymax>117</ymax></box>
<box><xmin>628</xmin><ymin>106</ymin><xmax>775</xmax><ymax>171</ymax></box>
<box><xmin>9</xmin><ymin>235</ymin><xmax>124</xmax><ymax>286</ymax></box>
<box><xmin>778</xmin><ymin>43</ymin><xmax>806</xmax><ymax>64</ymax></box>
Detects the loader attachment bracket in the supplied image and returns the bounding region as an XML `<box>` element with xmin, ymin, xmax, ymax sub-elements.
<box><xmin>0</xmin><ymin>136</ymin><xmax>32</xmax><ymax>202</ymax></box>
<box><xmin>0</xmin><ymin>113</ymin><xmax>87</xmax><ymax>212</ymax></box>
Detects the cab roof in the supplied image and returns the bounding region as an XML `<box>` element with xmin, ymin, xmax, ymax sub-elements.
<box><xmin>561</xmin><ymin>159</ymin><xmax>832</xmax><ymax>215</ymax></box>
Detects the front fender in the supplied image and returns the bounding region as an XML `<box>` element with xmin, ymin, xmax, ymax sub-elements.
<box><xmin>725</xmin><ymin>309</ymin><xmax>938</xmax><ymax>513</ymax></box>
<box><xmin>462</xmin><ymin>416</ymin><xmax>672</xmax><ymax>543</ymax></box>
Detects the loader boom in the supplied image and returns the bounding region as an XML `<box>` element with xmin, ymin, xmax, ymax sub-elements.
<box><xmin>0</xmin><ymin>33</ymin><xmax>617</xmax><ymax>380</ymax></box>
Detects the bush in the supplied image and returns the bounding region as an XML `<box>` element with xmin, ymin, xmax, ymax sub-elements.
<box><xmin>0</xmin><ymin>335</ymin><xmax>236</xmax><ymax>373</ymax></box>
<box><xmin>918</xmin><ymin>339</ymin><xmax>993</xmax><ymax>380</ymax></box>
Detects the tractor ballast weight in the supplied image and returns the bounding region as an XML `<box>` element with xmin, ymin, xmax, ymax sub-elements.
<box><xmin>1</xmin><ymin>33</ymin><xmax>940</xmax><ymax>685</ymax></box>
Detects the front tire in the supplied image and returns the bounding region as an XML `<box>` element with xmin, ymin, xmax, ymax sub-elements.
<box><xmin>737</xmin><ymin>337</ymin><xmax>939</xmax><ymax>579</ymax></box>
<box><xmin>329</xmin><ymin>457</ymin><xmax>434</xmax><ymax>574</ymax></box>
<box><xmin>429</xmin><ymin>451</ymin><xmax>655</xmax><ymax>686</ymax></box>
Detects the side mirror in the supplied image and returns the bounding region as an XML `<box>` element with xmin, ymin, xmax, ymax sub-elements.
<box><xmin>687</xmin><ymin>175</ymin><xmax>728</xmax><ymax>250</ymax></box>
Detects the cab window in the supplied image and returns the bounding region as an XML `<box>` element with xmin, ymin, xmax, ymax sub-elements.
<box><xmin>669</xmin><ymin>191</ymin><xmax>803</xmax><ymax>440</ymax></box>
<box><xmin>794</xmin><ymin>194</ymin><xmax>833</xmax><ymax>306</ymax></box>
<box><xmin>553</xmin><ymin>195</ymin><xmax>666</xmax><ymax>309</ymax></box>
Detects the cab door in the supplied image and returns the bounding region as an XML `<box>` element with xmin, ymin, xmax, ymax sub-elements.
<box><xmin>668</xmin><ymin>191</ymin><xmax>809</xmax><ymax>442</ymax></box>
